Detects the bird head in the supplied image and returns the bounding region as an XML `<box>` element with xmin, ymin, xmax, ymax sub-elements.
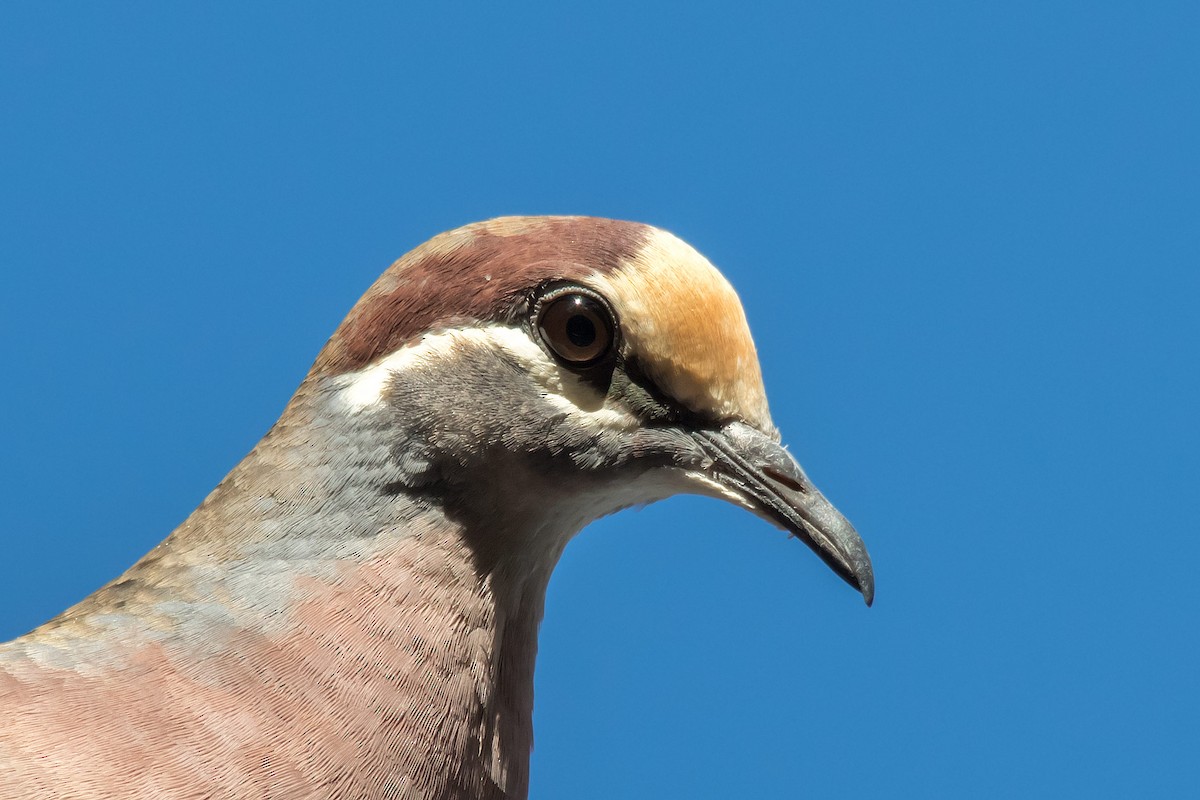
<box><xmin>304</xmin><ymin>216</ymin><xmax>873</xmax><ymax>604</ymax></box>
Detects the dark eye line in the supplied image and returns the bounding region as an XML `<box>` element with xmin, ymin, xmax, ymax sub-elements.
<box><xmin>618</xmin><ymin>353</ymin><xmax>709</xmax><ymax>428</ymax></box>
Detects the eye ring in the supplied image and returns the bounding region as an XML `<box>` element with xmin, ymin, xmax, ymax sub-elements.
<box><xmin>534</xmin><ymin>286</ymin><xmax>618</xmax><ymax>368</ymax></box>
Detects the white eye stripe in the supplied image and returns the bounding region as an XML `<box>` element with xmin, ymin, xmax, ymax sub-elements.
<box><xmin>335</xmin><ymin>325</ymin><xmax>640</xmax><ymax>431</ymax></box>
<box><xmin>337</xmin><ymin>328</ymin><xmax>487</xmax><ymax>411</ymax></box>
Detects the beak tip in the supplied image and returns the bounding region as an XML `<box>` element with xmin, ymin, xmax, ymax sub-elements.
<box><xmin>693</xmin><ymin>423</ymin><xmax>876</xmax><ymax>609</ymax></box>
<box><xmin>851</xmin><ymin>564</ymin><xmax>875</xmax><ymax>607</ymax></box>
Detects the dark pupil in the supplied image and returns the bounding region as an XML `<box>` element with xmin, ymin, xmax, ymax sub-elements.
<box><xmin>565</xmin><ymin>313</ymin><xmax>596</xmax><ymax>348</ymax></box>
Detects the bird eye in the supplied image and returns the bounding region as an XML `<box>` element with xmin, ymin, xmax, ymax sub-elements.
<box><xmin>536</xmin><ymin>291</ymin><xmax>616</xmax><ymax>367</ymax></box>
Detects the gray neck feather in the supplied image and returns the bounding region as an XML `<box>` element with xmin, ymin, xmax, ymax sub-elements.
<box><xmin>18</xmin><ymin>377</ymin><xmax>582</xmax><ymax>799</ymax></box>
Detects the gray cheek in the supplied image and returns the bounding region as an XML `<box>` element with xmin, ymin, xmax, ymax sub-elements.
<box><xmin>373</xmin><ymin>351</ymin><xmax>694</xmax><ymax>489</ymax></box>
<box><xmin>377</xmin><ymin>353</ymin><xmax>593</xmax><ymax>486</ymax></box>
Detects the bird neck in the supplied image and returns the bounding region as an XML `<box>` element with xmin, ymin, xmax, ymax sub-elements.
<box><xmin>259</xmin><ymin>512</ymin><xmax>558</xmax><ymax>800</ymax></box>
<box><xmin>16</xmin><ymin>382</ymin><xmax>577</xmax><ymax>799</ymax></box>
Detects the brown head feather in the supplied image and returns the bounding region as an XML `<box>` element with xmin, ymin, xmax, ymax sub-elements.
<box><xmin>310</xmin><ymin>216</ymin><xmax>770</xmax><ymax>429</ymax></box>
<box><xmin>310</xmin><ymin>216</ymin><xmax>650</xmax><ymax>377</ymax></box>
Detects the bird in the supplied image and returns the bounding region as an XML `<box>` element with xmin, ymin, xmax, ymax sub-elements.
<box><xmin>0</xmin><ymin>216</ymin><xmax>873</xmax><ymax>799</ymax></box>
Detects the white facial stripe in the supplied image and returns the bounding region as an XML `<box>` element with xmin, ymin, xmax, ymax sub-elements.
<box><xmin>338</xmin><ymin>329</ymin><xmax>481</xmax><ymax>411</ymax></box>
<box><xmin>336</xmin><ymin>324</ymin><xmax>640</xmax><ymax>431</ymax></box>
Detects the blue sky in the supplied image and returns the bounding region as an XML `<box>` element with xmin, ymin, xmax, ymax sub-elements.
<box><xmin>1</xmin><ymin>3</ymin><xmax>1195</xmax><ymax>797</ymax></box>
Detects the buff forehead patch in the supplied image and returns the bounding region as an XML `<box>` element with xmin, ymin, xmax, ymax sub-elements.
<box><xmin>591</xmin><ymin>228</ymin><xmax>771</xmax><ymax>429</ymax></box>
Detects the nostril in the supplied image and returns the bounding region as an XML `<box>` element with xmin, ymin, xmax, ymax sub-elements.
<box><xmin>761</xmin><ymin>465</ymin><xmax>808</xmax><ymax>494</ymax></box>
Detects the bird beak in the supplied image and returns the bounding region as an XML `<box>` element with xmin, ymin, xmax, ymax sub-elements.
<box><xmin>694</xmin><ymin>421</ymin><xmax>875</xmax><ymax>606</ymax></box>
